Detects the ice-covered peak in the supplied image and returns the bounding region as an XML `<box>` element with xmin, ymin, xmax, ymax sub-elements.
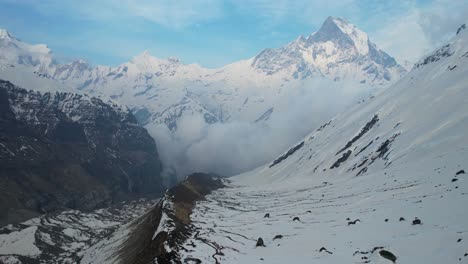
<box><xmin>167</xmin><ymin>57</ymin><xmax>181</xmax><ymax>64</ymax></box>
<box><xmin>309</xmin><ymin>16</ymin><xmax>370</xmax><ymax>55</ymax></box>
<box><xmin>0</xmin><ymin>28</ymin><xmax>14</xmax><ymax>40</ymax></box>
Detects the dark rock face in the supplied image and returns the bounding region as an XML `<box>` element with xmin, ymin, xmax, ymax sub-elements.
<box><xmin>101</xmin><ymin>173</ymin><xmax>224</xmax><ymax>264</ymax></box>
<box><xmin>0</xmin><ymin>80</ymin><xmax>164</xmax><ymax>226</ymax></box>
<box><xmin>270</xmin><ymin>141</ymin><xmax>305</xmax><ymax>168</ymax></box>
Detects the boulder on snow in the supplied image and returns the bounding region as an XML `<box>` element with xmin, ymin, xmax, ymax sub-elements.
<box><xmin>256</xmin><ymin>237</ymin><xmax>265</xmax><ymax>247</ymax></box>
<box><xmin>293</xmin><ymin>217</ymin><xmax>301</xmax><ymax>222</ymax></box>
<box><xmin>379</xmin><ymin>250</ymin><xmax>397</xmax><ymax>263</ymax></box>
<box><xmin>399</xmin><ymin>217</ymin><xmax>405</xmax><ymax>221</ymax></box>
<box><xmin>456</xmin><ymin>170</ymin><xmax>465</xmax><ymax>175</ymax></box>
<box><xmin>273</xmin><ymin>235</ymin><xmax>283</xmax><ymax>240</ymax></box>
<box><xmin>348</xmin><ymin>219</ymin><xmax>361</xmax><ymax>225</ymax></box>
<box><xmin>412</xmin><ymin>217</ymin><xmax>422</xmax><ymax>225</ymax></box>
<box><xmin>319</xmin><ymin>247</ymin><xmax>333</xmax><ymax>254</ymax></box>
<box><xmin>264</xmin><ymin>213</ymin><xmax>270</xmax><ymax>218</ymax></box>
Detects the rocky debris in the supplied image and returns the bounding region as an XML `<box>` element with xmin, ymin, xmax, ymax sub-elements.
<box><xmin>293</xmin><ymin>217</ymin><xmax>301</xmax><ymax>222</ymax></box>
<box><xmin>82</xmin><ymin>173</ymin><xmax>224</xmax><ymax>264</ymax></box>
<box><xmin>379</xmin><ymin>250</ymin><xmax>397</xmax><ymax>263</ymax></box>
<box><xmin>316</xmin><ymin>120</ymin><xmax>332</xmax><ymax>132</ymax></box>
<box><xmin>0</xmin><ymin>80</ymin><xmax>164</xmax><ymax>226</ymax></box>
<box><xmin>348</xmin><ymin>219</ymin><xmax>361</xmax><ymax>225</ymax></box>
<box><xmin>319</xmin><ymin>247</ymin><xmax>333</xmax><ymax>254</ymax></box>
<box><xmin>336</xmin><ymin>114</ymin><xmax>379</xmax><ymax>155</ymax></box>
<box><xmin>331</xmin><ymin>150</ymin><xmax>352</xmax><ymax>169</ymax></box>
<box><xmin>184</xmin><ymin>257</ymin><xmax>202</xmax><ymax>264</ymax></box>
<box><xmin>256</xmin><ymin>237</ymin><xmax>265</xmax><ymax>247</ymax></box>
<box><xmin>457</xmin><ymin>24</ymin><xmax>466</xmax><ymax>35</ymax></box>
<box><xmin>456</xmin><ymin>170</ymin><xmax>465</xmax><ymax>175</ymax></box>
<box><xmin>306</xmin><ymin>210</ymin><xmax>312</xmax><ymax>213</ymax></box>
<box><xmin>273</xmin><ymin>235</ymin><xmax>283</xmax><ymax>240</ymax></box>
<box><xmin>385</xmin><ymin>219</ymin><xmax>389</xmax><ymax>222</ymax></box>
<box><xmin>270</xmin><ymin>141</ymin><xmax>305</xmax><ymax>168</ymax></box>
<box><xmin>415</xmin><ymin>44</ymin><xmax>454</xmax><ymax>68</ymax></box>
<box><xmin>448</xmin><ymin>65</ymin><xmax>457</xmax><ymax>70</ymax></box>
<box><xmin>457</xmin><ymin>238</ymin><xmax>462</xmax><ymax>242</ymax></box>
<box><xmin>412</xmin><ymin>217</ymin><xmax>422</xmax><ymax>225</ymax></box>
<box><xmin>264</xmin><ymin>213</ymin><xmax>270</xmax><ymax>218</ymax></box>
<box><xmin>399</xmin><ymin>217</ymin><xmax>405</xmax><ymax>221</ymax></box>
<box><xmin>0</xmin><ymin>199</ymin><xmax>155</xmax><ymax>263</ymax></box>
<box><xmin>452</xmin><ymin>178</ymin><xmax>459</xmax><ymax>182</ymax></box>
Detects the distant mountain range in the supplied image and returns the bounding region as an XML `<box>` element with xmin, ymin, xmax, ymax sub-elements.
<box><xmin>0</xmin><ymin>17</ymin><xmax>407</xmax><ymax>127</ymax></box>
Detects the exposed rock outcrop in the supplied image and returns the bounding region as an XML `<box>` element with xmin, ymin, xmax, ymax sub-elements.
<box><xmin>0</xmin><ymin>80</ymin><xmax>164</xmax><ymax>226</ymax></box>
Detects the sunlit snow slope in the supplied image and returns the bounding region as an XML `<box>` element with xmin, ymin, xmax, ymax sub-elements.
<box><xmin>177</xmin><ymin>24</ymin><xmax>468</xmax><ymax>264</ymax></box>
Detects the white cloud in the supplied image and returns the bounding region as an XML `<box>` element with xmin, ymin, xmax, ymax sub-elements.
<box><xmin>147</xmin><ymin>78</ymin><xmax>371</xmax><ymax>178</ymax></box>
<box><xmin>372</xmin><ymin>0</ymin><xmax>468</xmax><ymax>63</ymax></box>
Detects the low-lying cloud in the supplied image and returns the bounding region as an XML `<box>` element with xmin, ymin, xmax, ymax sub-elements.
<box><xmin>146</xmin><ymin>79</ymin><xmax>374</xmax><ymax>180</ymax></box>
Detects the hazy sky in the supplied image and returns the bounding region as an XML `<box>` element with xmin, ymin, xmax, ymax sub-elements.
<box><xmin>0</xmin><ymin>0</ymin><xmax>466</xmax><ymax>67</ymax></box>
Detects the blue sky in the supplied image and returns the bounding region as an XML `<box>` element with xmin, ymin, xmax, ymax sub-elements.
<box><xmin>0</xmin><ymin>0</ymin><xmax>466</xmax><ymax>67</ymax></box>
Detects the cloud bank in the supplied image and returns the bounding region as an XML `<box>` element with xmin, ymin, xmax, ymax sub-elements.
<box><xmin>146</xmin><ymin>79</ymin><xmax>373</xmax><ymax>179</ymax></box>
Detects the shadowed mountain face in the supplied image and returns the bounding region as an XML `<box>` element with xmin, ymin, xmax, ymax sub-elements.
<box><xmin>0</xmin><ymin>80</ymin><xmax>164</xmax><ymax>226</ymax></box>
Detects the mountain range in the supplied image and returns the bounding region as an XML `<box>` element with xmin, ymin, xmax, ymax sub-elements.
<box><xmin>0</xmin><ymin>14</ymin><xmax>467</xmax><ymax>264</ymax></box>
<box><xmin>0</xmin><ymin>16</ymin><xmax>409</xmax><ymax>177</ymax></box>
<box><xmin>78</xmin><ymin>22</ymin><xmax>468</xmax><ymax>264</ymax></box>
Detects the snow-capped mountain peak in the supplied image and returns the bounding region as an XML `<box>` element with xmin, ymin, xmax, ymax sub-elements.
<box><xmin>251</xmin><ymin>17</ymin><xmax>405</xmax><ymax>83</ymax></box>
<box><xmin>309</xmin><ymin>16</ymin><xmax>370</xmax><ymax>55</ymax></box>
<box><xmin>0</xmin><ymin>28</ymin><xmax>14</xmax><ymax>40</ymax></box>
<box><xmin>128</xmin><ymin>50</ymin><xmax>182</xmax><ymax>74</ymax></box>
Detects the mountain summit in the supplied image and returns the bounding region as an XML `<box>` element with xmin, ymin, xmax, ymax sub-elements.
<box><xmin>251</xmin><ymin>16</ymin><xmax>405</xmax><ymax>83</ymax></box>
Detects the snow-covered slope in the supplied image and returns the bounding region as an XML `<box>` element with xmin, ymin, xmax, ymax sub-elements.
<box><xmin>165</xmin><ymin>24</ymin><xmax>468</xmax><ymax>263</ymax></box>
<box><xmin>2</xmin><ymin>21</ymin><xmax>466</xmax><ymax>264</ymax></box>
<box><xmin>0</xmin><ymin>199</ymin><xmax>155</xmax><ymax>264</ymax></box>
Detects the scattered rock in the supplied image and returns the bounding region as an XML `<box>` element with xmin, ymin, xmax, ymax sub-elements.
<box><xmin>264</xmin><ymin>213</ymin><xmax>270</xmax><ymax>218</ymax></box>
<box><xmin>260</xmin><ymin>258</ymin><xmax>264</xmax><ymax>261</ymax></box>
<box><xmin>452</xmin><ymin>178</ymin><xmax>459</xmax><ymax>182</ymax></box>
<box><xmin>456</xmin><ymin>170</ymin><xmax>465</xmax><ymax>175</ymax></box>
<box><xmin>412</xmin><ymin>217</ymin><xmax>422</xmax><ymax>225</ymax></box>
<box><xmin>256</xmin><ymin>237</ymin><xmax>265</xmax><ymax>247</ymax></box>
<box><xmin>346</xmin><ymin>217</ymin><xmax>350</xmax><ymax>221</ymax></box>
<box><xmin>306</xmin><ymin>210</ymin><xmax>312</xmax><ymax>213</ymax></box>
<box><xmin>184</xmin><ymin>258</ymin><xmax>202</xmax><ymax>264</ymax></box>
<box><xmin>457</xmin><ymin>238</ymin><xmax>462</xmax><ymax>242</ymax></box>
<box><xmin>385</xmin><ymin>219</ymin><xmax>389</xmax><ymax>222</ymax></box>
<box><xmin>319</xmin><ymin>247</ymin><xmax>333</xmax><ymax>254</ymax></box>
<box><xmin>464</xmin><ymin>253</ymin><xmax>468</xmax><ymax>257</ymax></box>
<box><xmin>379</xmin><ymin>250</ymin><xmax>397</xmax><ymax>263</ymax></box>
<box><xmin>273</xmin><ymin>235</ymin><xmax>283</xmax><ymax>240</ymax></box>
<box><xmin>371</xmin><ymin>246</ymin><xmax>384</xmax><ymax>253</ymax></box>
<box><xmin>399</xmin><ymin>217</ymin><xmax>405</xmax><ymax>221</ymax></box>
<box><xmin>348</xmin><ymin>219</ymin><xmax>361</xmax><ymax>225</ymax></box>
<box><xmin>293</xmin><ymin>217</ymin><xmax>301</xmax><ymax>222</ymax></box>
